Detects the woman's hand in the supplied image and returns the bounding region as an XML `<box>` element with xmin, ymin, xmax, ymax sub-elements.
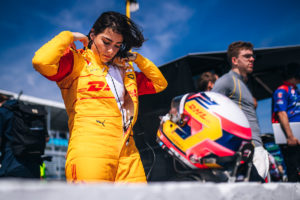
<box><xmin>112</xmin><ymin>52</ymin><xmax>137</xmax><ymax>68</ymax></box>
<box><xmin>71</xmin><ymin>32</ymin><xmax>89</xmax><ymax>49</ymax></box>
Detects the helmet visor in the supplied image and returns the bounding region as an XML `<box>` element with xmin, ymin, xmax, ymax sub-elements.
<box><xmin>169</xmin><ymin>93</ymin><xmax>190</xmax><ymax>124</ymax></box>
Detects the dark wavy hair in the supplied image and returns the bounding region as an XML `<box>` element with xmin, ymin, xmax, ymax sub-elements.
<box><xmin>88</xmin><ymin>11</ymin><xmax>145</xmax><ymax>58</ymax></box>
<box><xmin>227</xmin><ymin>41</ymin><xmax>253</xmax><ymax>66</ymax></box>
<box><xmin>197</xmin><ymin>71</ymin><xmax>216</xmax><ymax>91</ymax></box>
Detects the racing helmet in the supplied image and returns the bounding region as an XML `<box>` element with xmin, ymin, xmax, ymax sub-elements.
<box><xmin>157</xmin><ymin>92</ymin><xmax>252</xmax><ymax>169</ymax></box>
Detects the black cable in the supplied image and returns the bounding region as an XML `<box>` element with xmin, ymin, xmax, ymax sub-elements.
<box><xmin>145</xmin><ymin>140</ymin><xmax>156</xmax><ymax>180</ymax></box>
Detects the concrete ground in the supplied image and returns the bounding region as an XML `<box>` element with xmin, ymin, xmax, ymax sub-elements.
<box><xmin>0</xmin><ymin>179</ymin><xmax>299</xmax><ymax>200</ymax></box>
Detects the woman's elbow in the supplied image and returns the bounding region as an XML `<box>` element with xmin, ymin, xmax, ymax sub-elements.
<box><xmin>32</xmin><ymin>54</ymin><xmax>42</xmax><ymax>68</ymax></box>
<box><xmin>32</xmin><ymin>55</ymin><xmax>45</xmax><ymax>73</ymax></box>
<box><xmin>156</xmin><ymin>79</ymin><xmax>168</xmax><ymax>93</ymax></box>
<box><xmin>32</xmin><ymin>56</ymin><xmax>58</xmax><ymax>76</ymax></box>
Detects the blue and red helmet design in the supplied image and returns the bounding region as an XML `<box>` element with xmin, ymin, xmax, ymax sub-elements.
<box><xmin>157</xmin><ymin>92</ymin><xmax>252</xmax><ymax>169</ymax></box>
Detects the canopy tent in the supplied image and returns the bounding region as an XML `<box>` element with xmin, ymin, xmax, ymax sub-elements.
<box><xmin>160</xmin><ymin>44</ymin><xmax>300</xmax><ymax>101</ymax></box>
<box><xmin>133</xmin><ymin>45</ymin><xmax>300</xmax><ymax>181</ymax></box>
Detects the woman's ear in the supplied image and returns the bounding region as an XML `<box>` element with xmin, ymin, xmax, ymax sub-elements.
<box><xmin>90</xmin><ymin>29</ymin><xmax>95</xmax><ymax>40</ymax></box>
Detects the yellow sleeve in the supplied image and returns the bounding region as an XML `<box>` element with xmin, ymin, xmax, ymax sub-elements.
<box><xmin>134</xmin><ymin>53</ymin><xmax>168</xmax><ymax>93</ymax></box>
<box><xmin>32</xmin><ymin>31</ymin><xmax>74</xmax><ymax>77</ymax></box>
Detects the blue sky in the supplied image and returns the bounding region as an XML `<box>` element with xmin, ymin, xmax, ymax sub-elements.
<box><xmin>0</xmin><ymin>0</ymin><xmax>300</xmax><ymax>133</ymax></box>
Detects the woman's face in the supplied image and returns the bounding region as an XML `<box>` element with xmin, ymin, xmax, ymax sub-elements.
<box><xmin>91</xmin><ymin>28</ymin><xmax>123</xmax><ymax>63</ymax></box>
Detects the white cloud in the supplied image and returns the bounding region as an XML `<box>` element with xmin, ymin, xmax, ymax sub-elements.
<box><xmin>33</xmin><ymin>0</ymin><xmax>117</xmax><ymax>32</ymax></box>
<box><xmin>134</xmin><ymin>2</ymin><xmax>194</xmax><ymax>65</ymax></box>
<box><xmin>136</xmin><ymin>32</ymin><xmax>177</xmax><ymax>65</ymax></box>
<box><xmin>154</xmin><ymin>32</ymin><xmax>177</xmax><ymax>51</ymax></box>
<box><xmin>0</xmin><ymin>0</ymin><xmax>193</xmax><ymax>101</ymax></box>
<box><xmin>34</xmin><ymin>9</ymin><xmax>85</xmax><ymax>32</ymax></box>
<box><xmin>0</xmin><ymin>0</ymin><xmax>119</xmax><ymax>102</ymax></box>
<box><xmin>139</xmin><ymin>2</ymin><xmax>193</xmax><ymax>31</ymax></box>
<box><xmin>0</xmin><ymin>41</ymin><xmax>63</xmax><ymax>102</ymax></box>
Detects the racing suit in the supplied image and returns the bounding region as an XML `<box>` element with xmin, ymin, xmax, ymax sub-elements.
<box><xmin>272</xmin><ymin>81</ymin><xmax>300</xmax><ymax>182</ymax></box>
<box><xmin>32</xmin><ymin>31</ymin><xmax>168</xmax><ymax>182</ymax></box>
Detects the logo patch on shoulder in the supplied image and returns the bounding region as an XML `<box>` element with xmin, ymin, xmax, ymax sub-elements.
<box><xmin>291</xmin><ymin>89</ymin><xmax>295</xmax><ymax>95</ymax></box>
<box><xmin>86</xmin><ymin>64</ymin><xmax>100</xmax><ymax>73</ymax></box>
<box><xmin>127</xmin><ymin>74</ymin><xmax>134</xmax><ymax>79</ymax></box>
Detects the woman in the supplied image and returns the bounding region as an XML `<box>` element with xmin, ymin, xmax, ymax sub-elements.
<box><xmin>32</xmin><ymin>11</ymin><xmax>167</xmax><ymax>183</ymax></box>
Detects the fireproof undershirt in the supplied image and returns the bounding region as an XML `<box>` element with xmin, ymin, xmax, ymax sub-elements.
<box><xmin>106</xmin><ymin>65</ymin><xmax>127</xmax><ymax>125</ymax></box>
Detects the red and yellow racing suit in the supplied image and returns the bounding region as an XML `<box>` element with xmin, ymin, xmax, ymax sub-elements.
<box><xmin>32</xmin><ymin>31</ymin><xmax>167</xmax><ymax>183</ymax></box>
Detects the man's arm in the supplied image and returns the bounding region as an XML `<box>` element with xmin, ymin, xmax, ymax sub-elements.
<box><xmin>277</xmin><ymin>111</ymin><xmax>300</xmax><ymax>146</ymax></box>
<box><xmin>211</xmin><ymin>75</ymin><xmax>231</xmax><ymax>96</ymax></box>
